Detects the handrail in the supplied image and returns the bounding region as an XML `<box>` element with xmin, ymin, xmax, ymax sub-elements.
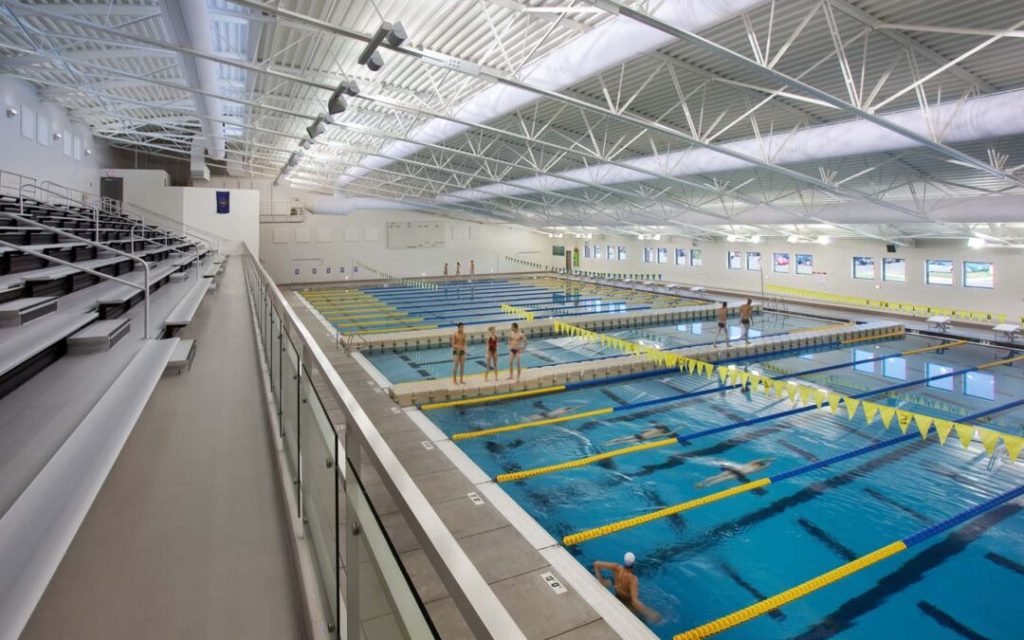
<box><xmin>129</xmin><ymin>223</ymin><xmax>200</xmax><ymax>274</ymax></box>
<box><xmin>13</xmin><ymin>187</ymin><xmax>152</xmax><ymax>339</ymax></box>
<box><xmin>100</xmin><ymin>196</ymin><xmax>222</xmax><ymax>253</ymax></box>
<box><xmin>242</xmin><ymin>245</ymin><xmax>525</xmax><ymax>640</ymax></box>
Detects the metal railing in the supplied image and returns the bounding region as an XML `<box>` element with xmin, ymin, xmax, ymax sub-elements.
<box><xmin>240</xmin><ymin>245</ymin><xmax>524</xmax><ymax>640</ymax></box>
<box><xmin>3</xmin><ymin>193</ymin><xmax>152</xmax><ymax>339</ymax></box>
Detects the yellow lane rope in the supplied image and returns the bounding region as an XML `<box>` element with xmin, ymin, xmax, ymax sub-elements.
<box><xmin>901</xmin><ymin>339</ymin><xmax>967</xmax><ymax>355</ymax></box>
<box><xmin>563</xmin><ymin>479</ymin><xmax>771</xmax><ymax>546</ymax></box>
<box><xmin>977</xmin><ymin>354</ymin><xmax>1024</xmax><ymax>370</ymax></box>
<box><xmin>497</xmin><ymin>437</ymin><xmax>677</xmax><ymax>482</ymax></box>
<box><xmin>420</xmin><ymin>385</ymin><xmax>566</xmax><ymax>411</ymax></box>
<box><xmin>674</xmin><ymin>541</ymin><xmax>907</xmax><ymax>639</ymax></box>
<box><xmin>452</xmin><ymin>407</ymin><xmax>615</xmax><ymax>441</ymax></box>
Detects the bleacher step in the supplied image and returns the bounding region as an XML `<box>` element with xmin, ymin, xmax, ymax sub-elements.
<box><xmin>164</xmin><ymin>338</ymin><xmax>196</xmax><ymax>375</ymax></box>
<box><xmin>0</xmin><ymin>296</ymin><xmax>57</xmax><ymax>327</ymax></box>
<box><xmin>68</xmin><ymin>318</ymin><xmax>132</xmax><ymax>353</ymax></box>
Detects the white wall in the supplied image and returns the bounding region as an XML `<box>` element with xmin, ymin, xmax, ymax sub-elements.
<box><xmin>259</xmin><ymin>209</ymin><xmax>553</xmax><ymax>284</ymax></box>
<box><xmin>181</xmin><ymin>187</ymin><xmax>260</xmax><ymax>257</ymax></box>
<box><xmin>0</xmin><ymin>77</ymin><xmax>111</xmax><ymax>195</ymax></box>
<box><xmin>100</xmin><ymin>169</ymin><xmax>180</xmax><ymax>221</ymax></box>
<box><xmin>574</xmin><ymin>235</ymin><xmax>1024</xmax><ymax>318</ymax></box>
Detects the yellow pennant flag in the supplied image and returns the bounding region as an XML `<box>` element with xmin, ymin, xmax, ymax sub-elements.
<box><xmin>1003</xmin><ymin>435</ymin><xmax>1024</xmax><ymax>462</ymax></box>
<box><xmin>703</xmin><ymin>363</ymin><xmax>715</xmax><ymax>379</ymax></box>
<box><xmin>736</xmin><ymin>372</ymin><xmax>749</xmax><ymax>387</ymax></box>
<box><xmin>787</xmin><ymin>384</ymin><xmax>799</xmax><ymax>403</ymax></box>
<box><xmin>845</xmin><ymin>398</ymin><xmax>861</xmax><ymax>420</ymax></box>
<box><xmin>862</xmin><ymin>401</ymin><xmax>878</xmax><ymax>425</ymax></box>
<box><xmin>954</xmin><ymin>423</ymin><xmax>975</xmax><ymax>450</ymax></box>
<box><xmin>914</xmin><ymin>414</ymin><xmax>934</xmax><ymax>440</ymax></box>
<box><xmin>718</xmin><ymin>368</ymin><xmax>729</xmax><ymax>384</ymax></box>
<box><xmin>896</xmin><ymin>410</ymin><xmax>914</xmax><ymax>434</ymax></box>
<box><xmin>933</xmin><ymin>419</ymin><xmax>954</xmax><ymax>446</ymax></box>
<box><xmin>774</xmin><ymin>380</ymin><xmax>786</xmax><ymax>397</ymax></box>
<box><xmin>979</xmin><ymin>428</ymin><xmax>1001</xmax><ymax>455</ymax></box>
<box><xmin>798</xmin><ymin>386</ymin><xmax>812</xmax><ymax>405</ymax></box>
<box><xmin>878</xmin><ymin>406</ymin><xmax>896</xmax><ymax>430</ymax></box>
<box><xmin>686</xmin><ymin>359</ymin><xmax>697</xmax><ymax>374</ymax></box>
<box><xmin>813</xmin><ymin>389</ymin><xmax>827</xmax><ymax>409</ymax></box>
<box><xmin>762</xmin><ymin>377</ymin><xmax>773</xmax><ymax>396</ymax></box>
<box><xmin>827</xmin><ymin>393</ymin><xmax>842</xmax><ymax>414</ymax></box>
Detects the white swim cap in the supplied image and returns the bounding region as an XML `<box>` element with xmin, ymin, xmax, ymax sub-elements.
<box><xmin>623</xmin><ymin>552</ymin><xmax>636</xmax><ymax>568</ymax></box>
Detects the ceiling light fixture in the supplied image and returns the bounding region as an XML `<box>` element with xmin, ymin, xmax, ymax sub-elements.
<box><xmin>817</xmin><ymin>236</ymin><xmax>831</xmax><ymax>245</ymax></box>
<box><xmin>787</xmin><ymin>235</ymin><xmax>800</xmax><ymax>243</ymax></box>
<box><xmin>967</xmin><ymin>237</ymin><xmax>986</xmax><ymax>249</ymax></box>
<box><xmin>306</xmin><ymin>117</ymin><xmax>326</xmax><ymax>139</ymax></box>
<box><xmin>358</xmin><ymin>22</ymin><xmax>406</xmax><ymax>72</ymax></box>
<box><xmin>726</xmin><ymin>234</ymin><xmax>738</xmax><ymax>242</ymax></box>
<box><xmin>5</xmin><ymin>107</ymin><xmax>17</xmax><ymax>118</ymax></box>
<box><xmin>750</xmin><ymin>234</ymin><xmax>761</xmax><ymax>244</ymax></box>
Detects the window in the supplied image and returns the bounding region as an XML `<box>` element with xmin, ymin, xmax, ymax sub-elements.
<box><xmin>617</xmin><ymin>246</ymin><xmax>627</xmax><ymax>261</ymax></box>
<box><xmin>584</xmin><ymin>244</ymin><xmax>591</xmax><ymax>259</ymax></box>
<box><xmin>882</xmin><ymin>357</ymin><xmax>906</xmax><ymax>381</ymax></box>
<box><xmin>926</xmin><ymin>259</ymin><xmax>953</xmax><ymax>286</ymax></box>
<box><xmin>657</xmin><ymin>247</ymin><xmax>668</xmax><ymax>264</ymax></box>
<box><xmin>773</xmin><ymin>253</ymin><xmax>790</xmax><ymax>273</ymax></box>
<box><xmin>643</xmin><ymin>247</ymin><xmax>655</xmax><ymax>263</ymax></box>
<box><xmin>690</xmin><ymin>249</ymin><xmax>703</xmax><ymax>267</ymax></box>
<box><xmin>853</xmin><ymin>349</ymin><xmax>875</xmax><ymax>374</ymax></box>
<box><xmin>796</xmin><ymin>254</ymin><xmax>813</xmax><ymax>275</ymax></box>
<box><xmin>728</xmin><ymin>251</ymin><xmax>743</xmax><ymax>270</ymax></box>
<box><xmin>747</xmin><ymin>252</ymin><xmax>762</xmax><ymax>271</ymax></box>
<box><xmin>964</xmin><ymin>261</ymin><xmax>994</xmax><ymax>289</ymax></box>
<box><xmin>882</xmin><ymin>258</ymin><xmax>906</xmax><ymax>282</ymax></box>
<box><xmin>594</xmin><ymin>245</ymin><xmax>603</xmax><ymax>259</ymax></box>
<box><xmin>963</xmin><ymin>371</ymin><xmax>994</xmax><ymax>400</ymax></box>
<box><xmin>853</xmin><ymin>256</ymin><xmax>875</xmax><ymax>280</ymax></box>
<box><xmin>926</xmin><ymin>363</ymin><xmax>954</xmax><ymax>391</ymax></box>
<box><xmin>675</xmin><ymin>248</ymin><xmax>687</xmax><ymax>265</ymax></box>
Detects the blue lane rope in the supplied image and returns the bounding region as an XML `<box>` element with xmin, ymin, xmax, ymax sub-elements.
<box><xmin>903</xmin><ymin>484</ymin><xmax>1024</xmax><ymax>547</ymax></box>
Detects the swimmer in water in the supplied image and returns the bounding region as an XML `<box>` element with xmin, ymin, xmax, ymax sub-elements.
<box><xmin>605</xmin><ymin>425</ymin><xmax>677</xmax><ymax>447</ymax></box>
<box><xmin>695</xmin><ymin>458</ymin><xmax>773</xmax><ymax>489</ymax></box>
<box><xmin>593</xmin><ymin>552</ymin><xmax>662</xmax><ymax>624</ymax></box>
<box><xmin>523</xmin><ymin>405</ymin><xmax>576</xmax><ymax>422</ymax></box>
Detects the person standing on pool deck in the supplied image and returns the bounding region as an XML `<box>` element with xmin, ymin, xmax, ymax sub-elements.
<box><xmin>469</xmin><ymin>259</ymin><xmax>475</xmax><ymax>276</ymax></box>
<box><xmin>593</xmin><ymin>552</ymin><xmax>662</xmax><ymax>623</ymax></box>
<box><xmin>739</xmin><ymin>298</ymin><xmax>753</xmax><ymax>343</ymax></box>
<box><xmin>713</xmin><ymin>301</ymin><xmax>730</xmax><ymax>347</ymax></box>
<box><xmin>443</xmin><ymin>262</ymin><xmax>449</xmax><ymax>277</ymax></box>
<box><xmin>455</xmin><ymin>261</ymin><xmax>461</xmax><ymax>277</ymax></box>
<box><xmin>450</xmin><ymin>322</ymin><xmax>467</xmax><ymax>384</ymax></box>
<box><xmin>484</xmin><ymin>326</ymin><xmax>498</xmax><ymax>381</ymax></box>
<box><xmin>507</xmin><ymin>322</ymin><xmax>527</xmax><ymax>380</ymax></box>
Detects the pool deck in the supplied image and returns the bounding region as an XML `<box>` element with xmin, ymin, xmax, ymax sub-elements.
<box><xmin>388</xmin><ymin>321</ymin><xmax>902</xmax><ymax>407</ymax></box>
<box><xmin>290</xmin><ymin>302</ymin><xmax>648</xmax><ymax>640</ymax></box>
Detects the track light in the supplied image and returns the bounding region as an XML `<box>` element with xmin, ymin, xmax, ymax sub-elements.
<box><xmin>327</xmin><ymin>90</ymin><xmax>347</xmax><ymax>116</ymax></box>
<box><xmin>52</xmin><ymin>132</ymin><xmax>63</xmax><ymax>141</ymax></box>
<box><xmin>84</xmin><ymin>149</ymin><xmax>92</xmax><ymax>156</ymax></box>
<box><xmin>5</xmin><ymin>107</ymin><xmax>17</xmax><ymax>118</ymax></box>
<box><xmin>343</xmin><ymin>80</ymin><xmax>360</xmax><ymax>97</ymax></box>
<box><xmin>306</xmin><ymin>117</ymin><xmax>326</xmax><ymax>139</ymax></box>
<box><xmin>365</xmin><ymin>50</ymin><xmax>384</xmax><ymax>72</ymax></box>
<box><xmin>300</xmin><ymin>138</ymin><xmax>313</xmax><ymax>149</ymax></box>
<box><xmin>358</xmin><ymin>22</ymin><xmax>407</xmax><ymax>72</ymax></box>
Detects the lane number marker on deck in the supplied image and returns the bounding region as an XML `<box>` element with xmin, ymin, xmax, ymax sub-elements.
<box><xmin>467</xmin><ymin>491</ymin><xmax>485</xmax><ymax>506</ymax></box>
<box><xmin>421</xmin><ymin>441</ymin><xmax>435</xmax><ymax>450</ymax></box>
<box><xmin>540</xmin><ymin>572</ymin><xmax>568</xmax><ymax>595</ymax></box>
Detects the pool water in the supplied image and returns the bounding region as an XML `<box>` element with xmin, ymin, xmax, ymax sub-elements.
<box><xmin>425</xmin><ymin>334</ymin><xmax>1024</xmax><ymax>639</ymax></box>
<box><xmin>367</xmin><ymin>312</ymin><xmax>824</xmax><ymax>383</ymax></box>
<box><xmin>302</xmin><ymin>278</ymin><xmax>695</xmax><ymax>333</ymax></box>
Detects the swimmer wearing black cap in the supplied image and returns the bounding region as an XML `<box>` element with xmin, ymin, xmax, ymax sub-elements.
<box><xmin>593</xmin><ymin>552</ymin><xmax>662</xmax><ymax>623</ymax></box>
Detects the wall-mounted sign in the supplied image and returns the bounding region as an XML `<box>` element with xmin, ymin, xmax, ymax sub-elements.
<box><xmin>216</xmin><ymin>191</ymin><xmax>230</xmax><ymax>214</ymax></box>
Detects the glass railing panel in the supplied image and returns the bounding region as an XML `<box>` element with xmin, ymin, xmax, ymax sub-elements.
<box><xmin>300</xmin><ymin>369</ymin><xmax>340</xmax><ymax>636</ymax></box>
<box><xmin>346</xmin><ymin>457</ymin><xmax>436</xmax><ymax>640</ymax></box>
<box><xmin>270</xmin><ymin>304</ymin><xmax>283</xmax><ymax>410</ymax></box>
<box><xmin>280</xmin><ymin>333</ymin><xmax>301</xmax><ymax>486</ymax></box>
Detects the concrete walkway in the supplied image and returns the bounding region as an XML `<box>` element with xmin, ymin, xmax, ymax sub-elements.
<box><xmin>22</xmin><ymin>259</ymin><xmax>303</xmax><ymax>640</ymax></box>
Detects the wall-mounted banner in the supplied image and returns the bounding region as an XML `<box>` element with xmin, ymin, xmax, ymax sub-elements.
<box><xmin>216</xmin><ymin>190</ymin><xmax>230</xmax><ymax>214</ymax></box>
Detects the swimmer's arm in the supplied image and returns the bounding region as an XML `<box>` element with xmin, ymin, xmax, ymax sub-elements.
<box><xmin>592</xmin><ymin>561</ymin><xmax>617</xmax><ymax>587</ymax></box>
<box><xmin>629</xmin><ymin>580</ymin><xmax>663</xmax><ymax>624</ymax></box>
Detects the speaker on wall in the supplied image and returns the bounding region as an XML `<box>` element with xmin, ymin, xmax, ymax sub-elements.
<box><xmin>886</xmin><ymin>244</ymin><xmax>897</xmax><ymax>253</ymax></box>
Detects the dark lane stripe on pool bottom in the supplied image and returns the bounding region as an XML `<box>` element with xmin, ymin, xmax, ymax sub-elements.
<box><xmin>797</xmin><ymin>518</ymin><xmax>857</xmax><ymax>562</ymax></box>
<box><xmin>862</xmin><ymin>486</ymin><xmax>931</xmax><ymax>525</ymax></box>
<box><xmin>984</xmin><ymin>551</ymin><xmax>1024</xmax><ymax>576</ymax></box>
<box><xmin>718</xmin><ymin>560</ymin><xmax>785</xmax><ymax>621</ymax></box>
<box><xmin>917</xmin><ymin>601</ymin><xmax>991</xmax><ymax>640</ymax></box>
<box><xmin>793</xmin><ymin>500</ymin><xmax>1021</xmax><ymax>639</ymax></box>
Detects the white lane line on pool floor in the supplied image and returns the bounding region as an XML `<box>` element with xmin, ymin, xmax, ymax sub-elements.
<box><xmin>539</xmin><ymin>546</ymin><xmax>658</xmax><ymax>640</ymax></box>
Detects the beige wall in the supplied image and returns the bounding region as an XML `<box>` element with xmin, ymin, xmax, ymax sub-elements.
<box><xmin>259</xmin><ymin>209</ymin><xmax>554</xmax><ymax>284</ymax></box>
<box><xmin>573</xmin><ymin>235</ymin><xmax>1024</xmax><ymax>318</ymax></box>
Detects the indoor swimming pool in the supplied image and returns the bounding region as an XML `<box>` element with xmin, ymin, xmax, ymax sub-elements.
<box><xmin>366</xmin><ymin>311</ymin><xmax>824</xmax><ymax>383</ymax></box>
<box><xmin>424</xmin><ymin>334</ymin><xmax>1024</xmax><ymax>639</ymax></box>
<box><xmin>300</xmin><ymin>277</ymin><xmax>696</xmax><ymax>334</ymax></box>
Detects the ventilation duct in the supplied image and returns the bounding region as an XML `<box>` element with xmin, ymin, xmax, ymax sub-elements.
<box><xmin>337</xmin><ymin>0</ymin><xmax>765</xmax><ymax>187</ymax></box>
<box><xmin>440</xmin><ymin>89</ymin><xmax>1024</xmax><ymax>204</ymax></box>
<box><xmin>161</xmin><ymin>0</ymin><xmax>226</xmax><ymax>161</ymax></box>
